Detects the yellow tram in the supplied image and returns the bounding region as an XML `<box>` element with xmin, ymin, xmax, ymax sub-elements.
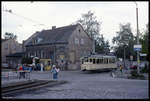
<box><xmin>81</xmin><ymin>55</ymin><xmax>117</xmax><ymax>71</ymax></box>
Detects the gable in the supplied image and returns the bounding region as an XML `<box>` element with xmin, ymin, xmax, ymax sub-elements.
<box><xmin>25</xmin><ymin>24</ymin><xmax>79</xmax><ymax>46</ymax></box>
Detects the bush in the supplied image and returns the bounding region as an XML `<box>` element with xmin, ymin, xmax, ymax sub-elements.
<box><xmin>140</xmin><ymin>65</ymin><xmax>149</xmax><ymax>73</ymax></box>
<box><xmin>130</xmin><ymin>70</ymin><xmax>138</xmax><ymax>77</ymax></box>
<box><xmin>129</xmin><ymin>70</ymin><xmax>146</xmax><ymax>80</ymax></box>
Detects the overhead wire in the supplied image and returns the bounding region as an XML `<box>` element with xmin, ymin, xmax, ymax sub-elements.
<box><xmin>2</xmin><ymin>7</ymin><xmax>49</xmax><ymax>27</ymax></box>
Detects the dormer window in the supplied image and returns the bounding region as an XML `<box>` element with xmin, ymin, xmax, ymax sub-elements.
<box><xmin>79</xmin><ymin>29</ymin><xmax>80</xmax><ymax>33</ymax></box>
<box><xmin>37</xmin><ymin>37</ymin><xmax>43</xmax><ymax>43</ymax></box>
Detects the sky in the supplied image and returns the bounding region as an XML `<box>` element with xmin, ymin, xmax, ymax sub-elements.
<box><xmin>1</xmin><ymin>1</ymin><xmax>149</xmax><ymax>47</ymax></box>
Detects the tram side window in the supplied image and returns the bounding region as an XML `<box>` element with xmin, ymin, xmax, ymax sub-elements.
<box><xmin>82</xmin><ymin>59</ymin><xmax>85</xmax><ymax>64</ymax></box>
<box><xmin>97</xmin><ymin>59</ymin><xmax>100</xmax><ymax>64</ymax></box>
<box><xmin>104</xmin><ymin>58</ymin><xmax>106</xmax><ymax>64</ymax></box>
<box><xmin>106</xmin><ymin>58</ymin><xmax>108</xmax><ymax>64</ymax></box>
<box><xmin>103</xmin><ymin>59</ymin><xmax>105</xmax><ymax>64</ymax></box>
<box><xmin>109</xmin><ymin>59</ymin><xmax>111</xmax><ymax>63</ymax></box>
<box><xmin>85</xmin><ymin>59</ymin><xmax>88</xmax><ymax>62</ymax></box>
<box><xmin>104</xmin><ymin>58</ymin><xmax>108</xmax><ymax>64</ymax></box>
<box><xmin>100</xmin><ymin>59</ymin><xmax>103</xmax><ymax>64</ymax></box>
<box><xmin>90</xmin><ymin>59</ymin><xmax>92</xmax><ymax>62</ymax></box>
<box><xmin>112</xmin><ymin>58</ymin><xmax>115</xmax><ymax>63</ymax></box>
<box><xmin>93</xmin><ymin>59</ymin><xmax>96</xmax><ymax>64</ymax></box>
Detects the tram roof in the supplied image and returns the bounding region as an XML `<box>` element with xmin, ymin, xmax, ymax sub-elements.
<box><xmin>82</xmin><ymin>54</ymin><xmax>116</xmax><ymax>59</ymax></box>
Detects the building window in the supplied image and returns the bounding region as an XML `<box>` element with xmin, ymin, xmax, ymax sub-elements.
<box><xmin>37</xmin><ymin>37</ymin><xmax>43</xmax><ymax>43</ymax></box>
<box><xmin>34</xmin><ymin>51</ymin><xmax>36</xmax><ymax>57</ymax></box>
<box><xmin>28</xmin><ymin>52</ymin><xmax>30</xmax><ymax>57</ymax></box>
<box><xmin>41</xmin><ymin>51</ymin><xmax>45</xmax><ymax>59</ymax></box>
<box><xmin>5</xmin><ymin>43</ymin><xmax>8</xmax><ymax>49</ymax></box>
<box><xmin>41</xmin><ymin>51</ymin><xmax>42</xmax><ymax>58</ymax></box>
<box><xmin>13</xmin><ymin>45</ymin><xmax>16</xmax><ymax>50</ymax></box>
<box><xmin>75</xmin><ymin>38</ymin><xmax>79</xmax><ymax>44</ymax></box>
<box><xmin>81</xmin><ymin>38</ymin><xmax>84</xmax><ymax>45</ymax></box>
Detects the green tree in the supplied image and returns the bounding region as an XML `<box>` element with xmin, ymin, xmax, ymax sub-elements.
<box><xmin>74</xmin><ymin>10</ymin><xmax>110</xmax><ymax>54</ymax></box>
<box><xmin>112</xmin><ymin>23</ymin><xmax>136</xmax><ymax>59</ymax></box>
<box><xmin>95</xmin><ymin>34</ymin><xmax>110</xmax><ymax>54</ymax></box>
<box><xmin>4</xmin><ymin>32</ymin><xmax>17</xmax><ymax>40</ymax></box>
<box><xmin>139</xmin><ymin>23</ymin><xmax>149</xmax><ymax>60</ymax></box>
<box><xmin>75</xmin><ymin>11</ymin><xmax>101</xmax><ymax>39</ymax></box>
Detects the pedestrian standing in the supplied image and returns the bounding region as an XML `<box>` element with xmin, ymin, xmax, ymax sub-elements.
<box><xmin>51</xmin><ymin>65</ymin><xmax>60</xmax><ymax>80</ymax></box>
<box><xmin>40</xmin><ymin>63</ymin><xmax>44</xmax><ymax>72</ymax></box>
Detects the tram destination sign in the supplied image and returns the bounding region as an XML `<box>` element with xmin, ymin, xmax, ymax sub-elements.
<box><xmin>134</xmin><ymin>45</ymin><xmax>142</xmax><ymax>51</ymax></box>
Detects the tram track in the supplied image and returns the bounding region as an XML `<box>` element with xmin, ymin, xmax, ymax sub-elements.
<box><xmin>2</xmin><ymin>80</ymin><xmax>67</xmax><ymax>97</ymax></box>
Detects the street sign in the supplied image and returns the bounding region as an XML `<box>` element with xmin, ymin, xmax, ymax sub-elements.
<box><xmin>134</xmin><ymin>45</ymin><xmax>142</xmax><ymax>51</ymax></box>
<box><xmin>140</xmin><ymin>53</ymin><xmax>147</xmax><ymax>56</ymax></box>
<box><xmin>130</xmin><ymin>56</ymin><xmax>133</xmax><ymax>61</ymax></box>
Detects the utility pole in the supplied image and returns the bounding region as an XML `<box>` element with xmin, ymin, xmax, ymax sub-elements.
<box><xmin>135</xmin><ymin>2</ymin><xmax>140</xmax><ymax>74</ymax></box>
<box><xmin>92</xmin><ymin>34</ymin><xmax>95</xmax><ymax>54</ymax></box>
<box><xmin>123</xmin><ymin>45</ymin><xmax>126</xmax><ymax>69</ymax></box>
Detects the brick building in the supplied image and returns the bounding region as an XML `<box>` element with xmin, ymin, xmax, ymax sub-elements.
<box><xmin>23</xmin><ymin>24</ymin><xmax>93</xmax><ymax>70</ymax></box>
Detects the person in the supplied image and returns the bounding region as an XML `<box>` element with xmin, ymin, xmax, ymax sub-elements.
<box><xmin>51</xmin><ymin>65</ymin><xmax>60</xmax><ymax>80</ymax></box>
<box><xmin>18</xmin><ymin>64</ymin><xmax>25</xmax><ymax>79</ymax></box>
<box><xmin>18</xmin><ymin>64</ymin><xmax>23</xmax><ymax>71</ymax></box>
<box><xmin>40</xmin><ymin>63</ymin><xmax>44</xmax><ymax>72</ymax></box>
<box><xmin>120</xmin><ymin>65</ymin><xmax>123</xmax><ymax>73</ymax></box>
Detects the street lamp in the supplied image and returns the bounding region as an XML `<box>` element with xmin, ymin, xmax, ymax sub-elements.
<box><xmin>135</xmin><ymin>2</ymin><xmax>140</xmax><ymax>74</ymax></box>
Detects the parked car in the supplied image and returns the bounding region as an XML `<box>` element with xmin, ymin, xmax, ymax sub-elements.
<box><xmin>130</xmin><ymin>65</ymin><xmax>137</xmax><ymax>70</ymax></box>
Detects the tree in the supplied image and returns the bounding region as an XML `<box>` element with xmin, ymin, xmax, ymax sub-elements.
<box><xmin>4</xmin><ymin>32</ymin><xmax>17</xmax><ymax>40</ymax></box>
<box><xmin>95</xmin><ymin>34</ymin><xmax>110</xmax><ymax>54</ymax></box>
<box><xmin>112</xmin><ymin>23</ymin><xmax>136</xmax><ymax>59</ymax></box>
<box><xmin>76</xmin><ymin>11</ymin><xmax>101</xmax><ymax>39</ymax></box>
<box><xmin>74</xmin><ymin>10</ymin><xmax>110</xmax><ymax>54</ymax></box>
<box><xmin>139</xmin><ymin>23</ymin><xmax>149</xmax><ymax>60</ymax></box>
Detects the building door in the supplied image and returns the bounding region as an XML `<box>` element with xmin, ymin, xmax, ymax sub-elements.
<box><xmin>69</xmin><ymin>51</ymin><xmax>75</xmax><ymax>64</ymax></box>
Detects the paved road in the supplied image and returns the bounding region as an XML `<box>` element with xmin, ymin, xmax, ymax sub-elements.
<box><xmin>3</xmin><ymin>70</ymin><xmax>149</xmax><ymax>99</ymax></box>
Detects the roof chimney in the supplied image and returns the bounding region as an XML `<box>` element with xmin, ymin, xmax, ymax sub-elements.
<box><xmin>52</xmin><ymin>26</ymin><xmax>56</xmax><ymax>30</ymax></box>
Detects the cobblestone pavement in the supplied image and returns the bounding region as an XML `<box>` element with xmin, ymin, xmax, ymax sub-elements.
<box><xmin>3</xmin><ymin>70</ymin><xmax>149</xmax><ymax>99</ymax></box>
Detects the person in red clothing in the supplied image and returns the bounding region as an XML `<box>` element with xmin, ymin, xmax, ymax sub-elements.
<box><xmin>19</xmin><ymin>65</ymin><xmax>23</xmax><ymax>70</ymax></box>
<box><xmin>18</xmin><ymin>65</ymin><xmax>25</xmax><ymax>79</ymax></box>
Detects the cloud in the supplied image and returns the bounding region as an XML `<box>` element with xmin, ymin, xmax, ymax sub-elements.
<box><xmin>2</xmin><ymin>1</ymin><xmax>148</xmax><ymax>45</ymax></box>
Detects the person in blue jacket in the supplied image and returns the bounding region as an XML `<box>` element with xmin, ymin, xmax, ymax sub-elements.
<box><xmin>51</xmin><ymin>65</ymin><xmax>60</xmax><ymax>80</ymax></box>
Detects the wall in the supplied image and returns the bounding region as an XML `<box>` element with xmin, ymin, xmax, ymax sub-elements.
<box><xmin>67</xmin><ymin>25</ymin><xmax>93</xmax><ymax>70</ymax></box>
<box><xmin>2</xmin><ymin>39</ymin><xmax>22</xmax><ymax>63</ymax></box>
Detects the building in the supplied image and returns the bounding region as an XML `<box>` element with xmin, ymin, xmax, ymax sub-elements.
<box><xmin>6</xmin><ymin>52</ymin><xmax>24</xmax><ymax>69</ymax></box>
<box><xmin>1</xmin><ymin>38</ymin><xmax>23</xmax><ymax>68</ymax></box>
<box><xmin>23</xmin><ymin>24</ymin><xmax>93</xmax><ymax>70</ymax></box>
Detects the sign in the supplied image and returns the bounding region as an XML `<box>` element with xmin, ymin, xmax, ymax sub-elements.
<box><xmin>140</xmin><ymin>53</ymin><xmax>147</xmax><ymax>56</ymax></box>
<box><xmin>130</xmin><ymin>56</ymin><xmax>133</xmax><ymax>61</ymax></box>
<box><xmin>134</xmin><ymin>45</ymin><xmax>142</xmax><ymax>51</ymax></box>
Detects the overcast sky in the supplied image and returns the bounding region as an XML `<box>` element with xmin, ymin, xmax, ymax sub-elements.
<box><xmin>1</xmin><ymin>1</ymin><xmax>149</xmax><ymax>47</ymax></box>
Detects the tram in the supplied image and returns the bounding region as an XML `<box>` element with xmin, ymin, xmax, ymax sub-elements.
<box><xmin>81</xmin><ymin>55</ymin><xmax>117</xmax><ymax>71</ymax></box>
